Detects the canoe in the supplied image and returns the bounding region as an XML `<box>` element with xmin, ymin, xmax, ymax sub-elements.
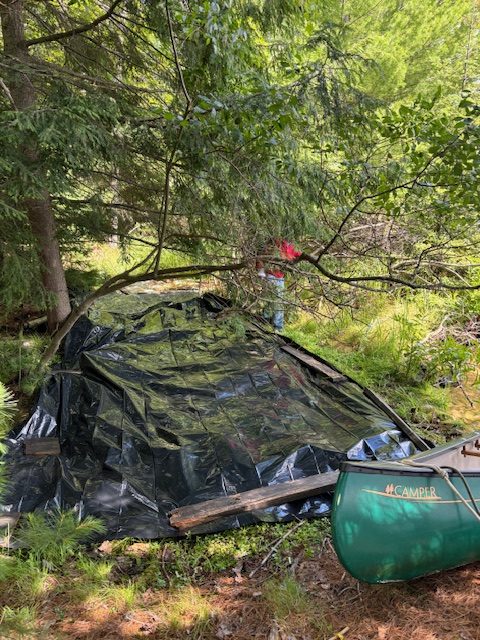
<box><xmin>331</xmin><ymin>432</ymin><xmax>480</xmax><ymax>583</ymax></box>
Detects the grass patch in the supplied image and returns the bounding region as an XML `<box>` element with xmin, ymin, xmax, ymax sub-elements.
<box><xmin>165</xmin><ymin>586</ymin><xmax>216</xmax><ymax>637</ymax></box>
<box><xmin>128</xmin><ymin>519</ymin><xmax>330</xmax><ymax>588</ymax></box>
<box><xmin>263</xmin><ymin>575</ymin><xmax>334</xmax><ymax>636</ymax></box>
<box><xmin>71</xmin><ymin>242</ymin><xmax>190</xmax><ymax>283</ymax></box>
<box><xmin>264</xmin><ymin>575</ymin><xmax>309</xmax><ymax>619</ymax></box>
<box><xmin>76</xmin><ymin>556</ymin><xmax>113</xmax><ymax>584</ymax></box>
<box><xmin>97</xmin><ymin>582</ymin><xmax>137</xmax><ymax>612</ymax></box>
<box><xmin>0</xmin><ymin>333</ymin><xmax>48</xmax><ymax>388</ymax></box>
<box><xmin>284</xmin><ymin>292</ymin><xmax>477</xmax><ymax>437</ymax></box>
<box><xmin>69</xmin><ymin>556</ymin><xmax>114</xmax><ymax>601</ymax></box>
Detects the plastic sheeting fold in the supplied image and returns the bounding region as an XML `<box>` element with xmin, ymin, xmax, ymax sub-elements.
<box><xmin>2</xmin><ymin>292</ymin><xmax>416</xmax><ymax>538</ymax></box>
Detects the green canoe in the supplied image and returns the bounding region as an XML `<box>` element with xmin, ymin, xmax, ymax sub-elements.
<box><xmin>331</xmin><ymin>433</ymin><xmax>480</xmax><ymax>583</ymax></box>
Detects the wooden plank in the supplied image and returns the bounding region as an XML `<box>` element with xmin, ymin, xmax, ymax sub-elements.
<box><xmin>169</xmin><ymin>471</ymin><xmax>339</xmax><ymax>531</ymax></box>
<box><xmin>362</xmin><ymin>388</ymin><xmax>429</xmax><ymax>451</ymax></box>
<box><xmin>0</xmin><ymin>512</ymin><xmax>20</xmax><ymax>548</ymax></box>
<box><xmin>24</xmin><ymin>437</ymin><xmax>61</xmax><ymax>457</ymax></box>
<box><xmin>281</xmin><ymin>345</ymin><xmax>346</xmax><ymax>382</ymax></box>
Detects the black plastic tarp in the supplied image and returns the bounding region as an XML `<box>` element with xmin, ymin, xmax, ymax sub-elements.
<box><xmin>2</xmin><ymin>292</ymin><xmax>417</xmax><ymax>538</ymax></box>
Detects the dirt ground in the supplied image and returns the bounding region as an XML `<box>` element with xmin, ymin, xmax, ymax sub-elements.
<box><xmin>30</xmin><ymin>540</ymin><xmax>479</xmax><ymax>640</ymax></box>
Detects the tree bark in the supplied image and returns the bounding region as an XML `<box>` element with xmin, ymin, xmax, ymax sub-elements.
<box><xmin>0</xmin><ymin>0</ymin><xmax>71</xmax><ymax>330</ymax></box>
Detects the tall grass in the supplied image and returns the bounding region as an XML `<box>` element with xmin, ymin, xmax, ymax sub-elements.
<box><xmin>69</xmin><ymin>242</ymin><xmax>189</xmax><ymax>283</ymax></box>
<box><xmin>284</xmin><ymin>292</ymin><xmax>473</xmax><ymax>432</ymax></box>
<box><xmin>0</xmin><ymin>334</ymin><xmax>49</xmax><ymax>389</ymax></box>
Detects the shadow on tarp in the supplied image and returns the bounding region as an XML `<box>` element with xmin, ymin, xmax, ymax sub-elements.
<box><xmin>2</xmin><ymin>292</ymin><xmax>417</xmax><ymax>539</ymax></box>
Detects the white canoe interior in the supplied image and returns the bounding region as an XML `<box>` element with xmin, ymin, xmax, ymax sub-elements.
<box><xmin>411</xmin><ymin>433</ymin><xmax>480</xmax><ymax>472</ymax></box>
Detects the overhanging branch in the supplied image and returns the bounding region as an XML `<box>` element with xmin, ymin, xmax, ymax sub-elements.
<box><xmin>24</xmin><ymin>0</ymin><xmax>123</xmax><ymax>47</ymax></box>
<box><xmin>300</xmin><ymin>253</ymin><xmax>480</xmax><ymax>291</ymax></box>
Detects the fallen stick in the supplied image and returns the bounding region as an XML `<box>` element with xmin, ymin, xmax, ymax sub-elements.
<box><xmin>23</xmin><ymin>315</ymin><xmax>47</xmax><ymax>330</ymax></box>
<box><xmin>169</xmin><ymin>471</ymin><xmax>339</xmax><ymax>531</ymax></box>
<box><xmin>0</xmin><ymin>513</ymin><xmax>20</xmax><ymax>549</ymax></box>
<box><xmin>327</xmin><ymin>626</ymin><xmax>349</xmax><ymax>640</ymax></box>
<box><xmin>281</xmin><ymin>344</ymin><xmax>347</xmax><ymax>382</ymax></box>
<box><xmin>249</xmin><ymin>520</ymin><xmax>306</xmax><ymax>578</ymax></box>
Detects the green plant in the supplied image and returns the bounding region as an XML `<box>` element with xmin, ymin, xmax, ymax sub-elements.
<box><xmin>65</xmin><ymin>267</ymin><xmax>104</xmax><ymax>294</ymax></box>
<box><xmin>284</xmin><ymin>291</ymin><xmax>480</xmax><ymax>437</ymax></box>
<box><xmin>263</xmin><ymin>575</ymin><xmax>309</xmax><ymax>619</ymax></box>
<box><xmin>0</xmin><ymin>383</ymin><xmax>16</xmax><ymax>432</ymax></box>
<box><xmin>0</xmin><ymin>334</ymin><xmax>49</xmax><ymax>388</ymax></box>
<box><xmin>0</xmin><ymin>606</ymin><xmax>38</xmax><ymax>639</ymax></box>
<box><xmin>17</xmin><ymin>511</ymin><xmax>105</xmax><ymax>566</ymax></box>
<box><xmin>129</xmin><ymin>520</ymin><xmax>330</xmax><ymax>589</ymax></box>
<box><xmin>97</xmin><ymin>582</ymin><xmax>137</xmax><ymax>612</ymax></box>
<box><xmin>76</xmin><ymin>555</ymin><xmax>113</xmax><ymax>584</ymax></box>
<box><xmin>0</xmin><ymin>382</ymin><xmax>17</xmax><ymax>495</ymax></box>
<box><xmin>411</xmin><ymin>336</ymin><xmax>479</xmax><ymax>384</ymax></box>
<box><xmin>166</xmin><ymin>586</ymin><xmax>215</xmax><ymax>639</ymax></box>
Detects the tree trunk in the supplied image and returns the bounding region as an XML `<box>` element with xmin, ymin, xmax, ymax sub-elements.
<box><xmin>0</xmin><ymin>0</ymin><xmax>71</xmax><ymax>330</ymax></box>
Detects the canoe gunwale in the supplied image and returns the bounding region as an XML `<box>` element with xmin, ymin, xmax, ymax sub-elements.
<box><xmin>340</xmin><ymin>461</ymin><xmax>480</xmax><ymax>477</ymax></box>
<box><xmin>341</xmin><ymin>432</ymin><xmax>480</xmax><ymax>476</ymax></box>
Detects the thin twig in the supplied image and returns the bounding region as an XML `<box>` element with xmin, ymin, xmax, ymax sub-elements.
<box><xmin>165</xmin><ymin>0</ymin><xmax>191</xmax><ymax>106</ymax></box>
<box><xmin>327</xmin><ymin>626</ymin><xmax>350</xmax><ymax>640</ymax></box>
<box><xmin>0</xmin><ymin>77</ymin><xmax>15</xmax><ymax>108</ymax></box>
<box><xmin>457</xmin><ymin>381</ymin><xmax>474</xmax><ymax>408</ymax></box>
<box><xmin>248</xmin><ymin>520</ymin><xmax>306</xmax><ymax>578</ymax></box>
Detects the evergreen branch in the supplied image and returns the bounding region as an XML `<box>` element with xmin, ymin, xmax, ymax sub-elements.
<box><xmin>37</xmin><ymin>260</ymin><xmax>247</xmax><ymax>370</ymax></box>
<box><xmin>24</xmin><ymin>0</ymin><xmax>123</xmax><ymax>47</ymax></box>
<box><xmin>110</xmin><ymin>9</ymin><xmax>176</xmax><ymax>64</ymax></box>
<box><xmin>0</xmin><ymin>57</ymin><xmax>156</xmax><ymax>94</ymax></box>
<box><xmin>315</xmin><ymin>137</ymin><xmax>461</xmax><ymax>262</ymax></box>
<box><xmin>153</xmin><ymin>0</ymin><xmax>194</xmax><ymax>275</ymax></box>
<box><xmin>165</xmin><ymin>0</ymin><xmax>191</xmax><ymax>107</ymax></box>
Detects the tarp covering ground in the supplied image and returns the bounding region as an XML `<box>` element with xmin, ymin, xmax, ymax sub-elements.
<box><xmin>2</xmin><ymin>292</ymin><xmax>417</xmax><ymax>538</ymax></box>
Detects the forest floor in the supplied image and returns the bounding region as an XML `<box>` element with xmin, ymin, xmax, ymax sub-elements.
<box><xmin>2</xmin><ymin>524</ymin><xmax>479</xmax><ymax>640</ymax></box>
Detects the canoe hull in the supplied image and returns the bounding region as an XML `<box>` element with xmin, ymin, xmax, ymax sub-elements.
<box><xmin>331</xmin><ymin>464</ymin><xmax>480</xmax><ymax>583</ymax></box>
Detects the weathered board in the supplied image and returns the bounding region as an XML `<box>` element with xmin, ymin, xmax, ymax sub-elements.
<box><xmin>281</xmin><ymin>345</ymin><xmax>346</xmax><ymax>382</ymax></box>
<box><xmin>24</xmin><ymin>437</ymin><xmax>61</xmax><ymax>456</ymax></box>
<box><xmin>169</xmin><ymin>471</ymin><xmax>339</xmax><ymax>531</ymax></box>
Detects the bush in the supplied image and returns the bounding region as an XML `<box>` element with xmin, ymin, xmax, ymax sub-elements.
<box><xmin>65</xmin><ymin>268</ymin><xmax>104</xmax><ymax>294</ymax></box>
